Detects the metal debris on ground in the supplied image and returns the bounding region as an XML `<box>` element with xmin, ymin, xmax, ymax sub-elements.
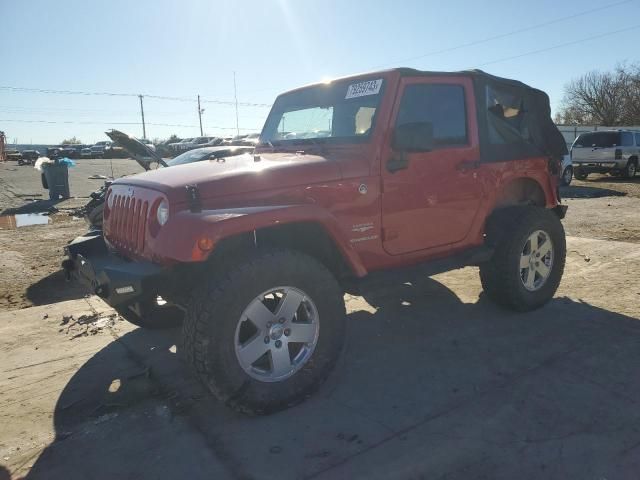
<box><xmin>58</xmin><ymin>312</ymin><xmax>119</xmax><ymax>339</ymax></box>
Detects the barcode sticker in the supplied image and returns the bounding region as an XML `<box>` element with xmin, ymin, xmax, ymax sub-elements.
<box><xmin>345</xmin><ymin>79</ymin><xmax>383</xmax><ymax>99</ymax></box>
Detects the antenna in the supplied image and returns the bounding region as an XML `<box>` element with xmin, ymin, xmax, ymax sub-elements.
<box><xmin>233</xmin><ymin>72</ymin><xmax>239</xmax><ymax>137</ymax></box>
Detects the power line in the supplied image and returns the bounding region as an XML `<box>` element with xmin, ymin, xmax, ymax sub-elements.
<box><xmin>0</xmin><ymin>85</ymin><xmax>272</xmax><ymax>107</ymax></box>
<box><xmin>0</xmin><ymin>118</ymin><xmax>260</xmax><ymax>131</ymax></box>
<box><xmin>474</xmin><ymin>24</ymin><xmax>640</xmax><ymax>68</ymax></box>
<box><xmin>369</xmin><ymin>0</ymin><xmax>635</xmax><ymax>69</ymax></box>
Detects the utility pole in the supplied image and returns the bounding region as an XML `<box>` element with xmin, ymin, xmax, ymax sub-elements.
<box><xmin>197</xmin><ymin>95</ymin><xmax>204</xmax><ymax>136</ymax></box>
<box><xmin>233</xmin><ymin>71</ymin><xmax>240</xmax><ymax>137</ymax></box>
<box><xmin>138</xmin><ymin>94</ymin><xmax>147</xmax><ymax>139</ymax></box>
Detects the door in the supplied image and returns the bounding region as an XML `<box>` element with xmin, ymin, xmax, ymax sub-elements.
<box><xmin>572</xmin><ymin>131</ymin><xmax>621</xmax><ymax>163</ymax></box>
<box><xmin>381</xmin><ymin>77</ymin><xmax>483</xmax><ymax>255</ymax></box>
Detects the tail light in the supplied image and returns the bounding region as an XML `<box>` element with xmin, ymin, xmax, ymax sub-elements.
<box><xmin>615</xmin><ymin>148</ymin><xmax>622</xmax><ymax>160</ymax></box>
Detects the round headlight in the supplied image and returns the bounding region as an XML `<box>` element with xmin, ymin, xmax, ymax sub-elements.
<box><xmin>106</xmin><ymin>190</ymin><xmax>114</xmax><ymax>208</ymax></box>
<box><xmin>156</xmin><ymin>199</ymin><xmax>169</xmax><ymax>226</ymax></box>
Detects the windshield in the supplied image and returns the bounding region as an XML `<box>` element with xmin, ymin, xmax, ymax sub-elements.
<box><xmin>261</xmin><ymin>77</ymin><xmax>384</xmax><ymax>145</ymax></box>
<box><xmin>574</xmin><ymin>132</ymin><xmax>621</xmax><ymax>148</ymax></box>
<box><xmin>166</xmin><ymin>149</ymin><xmax>214</xmax><ymax>166</ymax></box>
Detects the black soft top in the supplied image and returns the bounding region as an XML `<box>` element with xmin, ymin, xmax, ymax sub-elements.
<box><xmin>396</xmin><ymin>68</ymin><xmax>567</xmax><ymax>163</ymax></box>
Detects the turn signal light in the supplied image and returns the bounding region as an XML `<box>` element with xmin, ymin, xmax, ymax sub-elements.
<box><xmin>197</xmin><ymin>236</ymin><xmax>215</xmax><ymax>252</ymax></box>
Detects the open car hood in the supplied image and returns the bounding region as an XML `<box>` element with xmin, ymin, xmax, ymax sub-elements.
<box><xmin>105</xmin><ymin>129</ymin><xmax>168</xmax><ymax>170</ymax></box>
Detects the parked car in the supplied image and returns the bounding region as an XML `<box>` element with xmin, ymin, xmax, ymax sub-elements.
<box><xmin>64</xmin><ymin>68</ymin><xmax>568</xmax><ymax>415</ymax></box>
<box><xmin>169</xmin><ymin>138</ymin><xmax>194</xmax><ymax>154</ymax></box>
<box><xmin>139</xmin><ymin>138</ymin><xmax>156</xmax><ymax>152</ymax></box>
<box><xmin>45</xmin><ymin>145</ymin><xmax>73</xmax><ymax>158</ymax></box>
<box><xmin>172</xmin><ymin>136</ymin><xmax>221</xmax><ymax>154</ymax></box>
<box><xmin>5</xmin><ymin>149</ymin><xmax>22</xmax><ymax>162</ymax></box>
<box><xmin>60</xmin><ymin>144</ymin><xmax>83</xmax><ymax>158</ymax></box>
<box><xmin>571</xmin><ymin>130</ymin><xmax>640</xmax><ymax>180</ymax></box>
<box><xmin>90</xmin><ymin>141</ymin><xmax>113</xmax><ymax>158</ymax></box>
<box><xmin>225</xmin><ymin>133</ymin><xmax>260</xmax><ymax>146</ymax></box>
<box><xmin>165</xmin><ymin>145</ymin><xmax>254</xmax><ymax>167</ymax></box>
<box><xmin>19</xmin><ymin>150</ymin><xmax>40</xmax><ymax>165</ymax></box>
<box><xmin>81</xmin><ymin>147</ymin><xmax>93</xmax><ymax>158</ymax></box>
<box><xmin>560</xmin><ymin>148</ymin><xmax>573</xmax><ymax>186</ymax></box>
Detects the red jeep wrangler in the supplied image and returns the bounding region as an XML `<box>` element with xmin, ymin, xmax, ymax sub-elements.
<box><xmin>64</xmin><ymin>68</ymin><xmax>568</xmax><ymax>414</ymax></box>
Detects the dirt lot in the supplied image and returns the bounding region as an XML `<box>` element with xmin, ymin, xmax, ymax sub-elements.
<box><xmin>0</xmin><ymin>159</ymin><xmax>145</xmax><ymax>311</ymax></box>
<box><xmin>1</xmin><ymin>161</ymin><xmax>640</xmax><ymax>479</ymax></box>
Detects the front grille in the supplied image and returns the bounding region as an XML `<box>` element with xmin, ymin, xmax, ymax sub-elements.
<box><xmin>105</xmin><ymin>191</ymin><xmax>150</xmax><ymax>255</ymax></box>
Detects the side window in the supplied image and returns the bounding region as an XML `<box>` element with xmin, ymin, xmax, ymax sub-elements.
<box><xmin>636</xmin><ymin>133</ymin><xmax>640</xmax><ymax>146</ymax></box>
<box><xmin>395</xmin><ymin>84</ymin><xmax>467</xmax><ymax>147</ymax></box>
<box><xmin>621</xmin><ymin>132</ymin><xmax>634</xmax><ymax>147</ymax></box>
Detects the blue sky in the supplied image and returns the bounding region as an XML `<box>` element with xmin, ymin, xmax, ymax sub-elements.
<box><xmin>1</xmin><ymin>0</ymin><xmax>639</xmax><ymax>144</ymax></box>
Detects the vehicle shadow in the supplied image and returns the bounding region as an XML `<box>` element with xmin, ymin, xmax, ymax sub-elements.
<box><xmin>24</xmin><ymin>277</ymin><xmax>640</xmax><ymax>480</ymax></box>
<box><xmin>560</xmin><ymin>184</ymin><xmax>626</xmax><ymax>198</ymax></box>
<box><xmin>25</xmin><ymin>270</ymin><xmax>87</xmax><ymax>306</ymax></box>
<box><xmin>1</xmin><ymin>199</ymin><xmax>62</xmax><ymax>216</ymax></box>
<box><xmin>588</xmin><ymin>174</ymin><xmax>640</xmax><ymax>184</ymax></box>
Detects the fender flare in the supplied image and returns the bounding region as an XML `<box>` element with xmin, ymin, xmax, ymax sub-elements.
<box><xmin>154</xmin><ymin>204</ymin><xmax>368</xmax><ymax>277</ymax></box>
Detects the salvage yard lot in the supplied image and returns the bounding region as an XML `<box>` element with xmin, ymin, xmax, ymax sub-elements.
<box><xmin>1</xmin><ymin>159</ymin><xmax>640</xmax><ymax>479</ymax></box>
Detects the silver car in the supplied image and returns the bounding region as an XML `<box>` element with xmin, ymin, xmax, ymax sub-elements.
<box><xmin>571</xmin><ymin>130</ymin><xmax>640</xmax><ymax>180</ymax></box>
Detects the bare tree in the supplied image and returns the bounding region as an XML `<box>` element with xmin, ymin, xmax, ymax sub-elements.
<box><xmin>557</xmin><ymin>65</ymin><xmax>640</xmax><ymax>125</ymax></box>
<box><xmin>617</xmin><ymin>63</ymin><xmax>640</xmax><ymax>124</ymax></box>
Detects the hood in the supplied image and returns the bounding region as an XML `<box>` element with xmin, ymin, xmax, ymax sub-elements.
<box><xmin>112</xmin><ymin>151</ymin><xmax>342</xmax><ymax>203</ymax></box>
<box><xmin>105</xmin><ymin>129</ymin><xmax>167</xmax><ymax>170</ymax></box>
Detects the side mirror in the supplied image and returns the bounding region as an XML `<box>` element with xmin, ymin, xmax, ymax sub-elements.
<box><xmin>393</xmin><ymin>121</ymin><xmax>434</xmax><ymax>152</ymax></box>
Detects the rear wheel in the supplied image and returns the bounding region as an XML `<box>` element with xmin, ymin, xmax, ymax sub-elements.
<box><xmin>624</xmin><ymin>159</ymin><xmax>637</xmax><ymax>179</ymax></box>
<box><xmin>574</xmin><ymin>169</ymin><xmax>588</xmax><ymax>181</ymax></box>
<box><xmin>480</xmin><ymin>207</ymin><xmax>566</xmax><ymax>312</ymax></box>
<box><xmin>182</xmin><ymin>249</ymin><xmax>346</xmax><ymax>415</ymax></box>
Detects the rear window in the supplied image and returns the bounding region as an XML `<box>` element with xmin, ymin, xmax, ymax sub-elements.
<box><xmin>574</xmin><ymin>132</ymin><xmax>621</xmax><ymax>148</ymax></box>
<box><xmin>622</xmin><ymin>131</ymin><xmax>634</xmax><ymax>147</ymax></box>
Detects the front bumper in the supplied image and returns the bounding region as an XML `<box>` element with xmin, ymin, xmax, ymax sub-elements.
<box><xmin>62</xmin><ymin>232</ymin><xmax>164</xmax><ymax>308</ymax></box>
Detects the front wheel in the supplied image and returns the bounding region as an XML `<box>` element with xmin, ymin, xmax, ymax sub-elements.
<box><xmin>574</xmin><ymin>169</ymin><xmax>588</xmax><ymax>181</ymax></box>
<box><xmin>480</xmin><ymin>207</ymin><xmax>566</xmax><ymax>312</ymax></box>
<box><xmin>182</xmin><ymin>249</ymin><xmax>346</xmax><ymax>415</ymax></box>
<box><xmin>561</xmin><ymin>166</ymin><xmax>573</xmax><ymax>186</ymax></box>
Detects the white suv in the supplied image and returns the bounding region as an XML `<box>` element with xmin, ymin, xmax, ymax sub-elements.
<box><xmin>571</xmin><ymin>130</ymin><xmax>640</xmax><ymax>180</ymax></box>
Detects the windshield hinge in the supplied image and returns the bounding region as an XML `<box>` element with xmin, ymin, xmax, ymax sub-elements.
<box><xmin>186</xmin><ymin>184</ymin><xmax>202</xmax><ymax>213</ymax></box>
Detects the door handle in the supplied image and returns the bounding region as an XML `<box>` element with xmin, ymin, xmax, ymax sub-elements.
<box><xmin>456</xmin><ymin>160</ymin><xmax>480</xmax><ymax>171</ymax></box>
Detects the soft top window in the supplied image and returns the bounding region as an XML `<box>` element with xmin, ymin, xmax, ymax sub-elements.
<box><xmin>486</xmin><ymin>85</ymin><xmax>529</xmax><ymax>146</ymax></box>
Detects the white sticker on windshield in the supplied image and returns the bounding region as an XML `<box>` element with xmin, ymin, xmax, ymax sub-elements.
<box><xmin>345</xmin><ymin>79</ymin><xmax>383</xmax><ymax>99</ymax></box>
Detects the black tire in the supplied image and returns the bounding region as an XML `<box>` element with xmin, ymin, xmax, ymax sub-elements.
<box><xmin>624</xmin><ymin>159</ymin><xmax>637</xmax><ymax>179</ymax></box>
<box><xmin>41</xmin><ymin>173</ymin><xmax>48</xmax><ymax>189</ymax></box>
<box><xmin>479</xmin><ymin>206</ymin><xmax>566</xmax><ymax>312</ymax></box>
<box><xmin>182</xmin><ymin>249</ymin><xmax>346</xmax><ymax>415</ymax></box>
<box><xmin>116</xmin><ymin>297</ymin><xmax>184</xmax><ymax>329</ymax></box>
<box><xmin>561</xmin><ymin>166</ymin><xmax>573</xmax><ymax>186</ymax></box>
<box><xmin>574</xmin><ymin>169</ymin><xmax>588</xmax><ymax>181</ymax></box>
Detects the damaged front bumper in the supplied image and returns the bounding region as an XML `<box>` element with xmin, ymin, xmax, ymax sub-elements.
<box><xmin>62</xmin><ymin>232</ymin><xmax>164</xmax><ymax>308</ymax></box>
